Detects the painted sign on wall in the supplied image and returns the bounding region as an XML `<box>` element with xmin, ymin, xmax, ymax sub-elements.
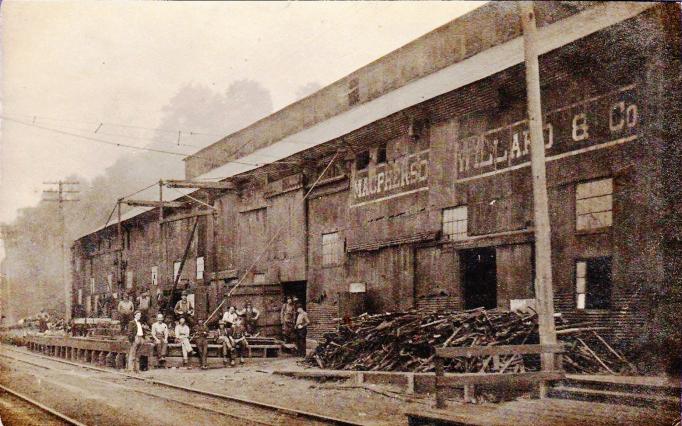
<box><xmin>455</xmin><ymin>85</ymin><xmax>638</xmax><ymax>181</ymax></box>
<box><xmin>352</xmin><ymin>149</ymin><xmax>429</xmax><ymax>206</ymax></box>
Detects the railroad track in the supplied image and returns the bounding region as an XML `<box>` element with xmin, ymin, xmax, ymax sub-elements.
<box><xmin>0</xmin><ymin>345</ymin><xmax>365</xmax><ymax>426</ymax></box>
<box><xmin>0</xmin><ymin>382</ymin><xmax>87</xmax><ymax>426</ymax></box>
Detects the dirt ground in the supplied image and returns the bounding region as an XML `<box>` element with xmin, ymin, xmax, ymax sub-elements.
<box><xmin>140</xmin><ymin>356</ymin><xmax>432</xmax><ymax>425</ymax></box>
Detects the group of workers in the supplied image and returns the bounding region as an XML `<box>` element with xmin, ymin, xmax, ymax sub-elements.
<box><xmin>124</xmin><ymin>290</ymin><xmax>310</xmax><ymax>372</ymax></box>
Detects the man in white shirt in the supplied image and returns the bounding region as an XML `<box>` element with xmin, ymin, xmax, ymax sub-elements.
<box><xmin>150</xmin><ymin>313</ymin><xmax>168</xmax><ymax>365</ymax></box>
<box><xmin>127</xmin><ymin>311</ymin><xmax>146</xmax><ymax>372</ymax></box>
<box><xmin>174</xmin><ymin>317</ymin><xmax>193</xmax><ymax>366</ymax></box>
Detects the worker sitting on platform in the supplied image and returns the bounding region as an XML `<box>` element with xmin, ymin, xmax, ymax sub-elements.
<box><xmin>174</xmin><ymin>317</ymin><xmax>194</xmax><ymax>366</ymax></box>
<box><xmin>174</xmin><ymin>291</ymin><xmax>194</xmax><ymax>326</ymax></box>
<box><xmin>238</xmin><ymin>301</ymin><xmax>260</xmax><ymax>336</ymax></box>
<box><xmin>228</xmin><ymin>316</ymin><xmax>249</xmax><ymax>366</ymax></box>
<box><xmin>221</xmin><ymin>305</ymin><xmax>238</xmax><ymax>328</ymax></box>
<box><xmin>216</xmin><ymin>320</ymin><xmax>232</xmax><ymax>366</ymax></box>
<box><xmin>151</xmin><ymin>313</ymin><xmax>168</xmax><ymax>365</ymax></box>
<box><xmin>194</xmin><ymin>319</ymin><xmax>210</xmax><ymax>370</ymax></box>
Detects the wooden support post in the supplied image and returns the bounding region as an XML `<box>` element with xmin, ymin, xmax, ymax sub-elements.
<box><xmin>520</xmin><ymin>1</ymin><xmax>558</xmax><ymax>372</ymax></box>
<box><xmin>406</xmin><ymin>373</ymin><xmax>415</xmax><ymax>395</ymax></box>
<box><xmin>158</xmin><ymin>180</ymin><xmax>164</xmax><ymax>310</ymax></box>
<box><xmin>464</xmin><ymin>384</ymin><xmax>475</xmax><ymax>403</ymax></box>
<box><xmin>434</xmin><ymin>357</ymin><xmax>445</xmax><ymax>409</ymax></box>
<box><xmin>117</xmin><ymin>199</ymin><xmax>123</xmax><ymax>292</ymax></box>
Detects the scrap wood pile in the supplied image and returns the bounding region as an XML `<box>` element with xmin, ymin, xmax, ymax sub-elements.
<box><xmin>306</xmin><ymin>307</ymin><xmax>637</xmax><ymax>375</ymax></box>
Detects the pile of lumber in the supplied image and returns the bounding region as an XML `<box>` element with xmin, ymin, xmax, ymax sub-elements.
<box><xmin>306</xmin><ymin>308</ymin><xmax>636</xmax><ymax>375</ymax></box>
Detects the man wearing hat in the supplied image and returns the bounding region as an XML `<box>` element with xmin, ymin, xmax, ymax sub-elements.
<box><xmin>216</xmin><ymin>320</ymin><xmax>232</xmax><ymax>366</ymax></box>
<box><xmin>137</xmin><ymin>289</ymin><xmax>152</xmax><ymax>325</ymax></box>
<box><xmin>117</xmin><ymin>293</ymin><xmax>135</xmax><ymax>333</ymax></box>
<box><xmin>174</xmin><ymin>290</ymin><xmax>194</xmax><ymax>326</ymax></box>
<box><xmin>237</xmin><ymin>301</ymin><xmax>260</xmax><ymax>336</ymax></box>
<box><xmin>150</xmin><ymin>313</ymin><xmax>169</xmax><ymax>365</ymax></box>
<box><xmin>127</xmin><ymin>311</ymin><xmax>147</xmax><ymax>372</ymax></box>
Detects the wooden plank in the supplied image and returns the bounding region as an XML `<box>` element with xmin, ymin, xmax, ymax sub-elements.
<box><xmin>436</xmin><ymin>344</ymin><xmax>564</xmax><ymax>358</ymax></box>
<box><xmin>436</xmin><ymin>371</ymin><xmax>564</xmax><ymax>387</ymax></box>
<box><xmin>124</xmin><ymin>199</ymin><xmax>187</xmax><ymax>208</ymax></box>
<box><xmin>165</xmin><ymin>179</ymin><xmax>236</xmax><ymax>190</ymax></box>
<box><xmin>160</xmin><ymin>210</ymin><xmax>214</xmax><ymax>224</ymax></box>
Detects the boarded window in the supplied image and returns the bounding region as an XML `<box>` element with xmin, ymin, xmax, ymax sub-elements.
<box><xmin>125</xmin><ymin>271</ymin><xmax>133</xmax><ymax>289</ymax></box>
<box><xmin>356</xmin><ymin>151</ymin><xmax>370</xmax><ymax>170</ymax></box>
<box><xmin>77</xmin><ymin>289</ymin><xmax>83</xmax><ymax>305</ymax></box>
<box><xmin>576</xmin><ymin>178</ymin><xmax>613</xmax><ymax>231</ymax></box>
<box><xmin>90</xmin><ymin>277</ymin><xmax>95</xmax><ymax>294</ymax></box>
<box><xmin>576</xmin><ymin>257</ymin><xmax>612</xmax><ymax>309</ymax></box>
<box><xmin>196</xmin><ymin>257</ymin><xmax>204</xmax><ymax>280</ymax></box>
<box><xmin>85</xmin><ymin>296</ymin><xmax>91</xmax><ymax>315</ymax></box>
<box><xmin>108</xmin><ymin>273</ymin><xmax>114</xmax><ymax>290</ymax></box>
<box><xmin>443</xmin><ymin>206</ymin><xmax>468</xmax><ymax>240</ymax></box>
<box><xmin>322</xmin><ymin>232</ymin><xmax>343</xmax><ymax>266</ymax></box>
<box><xmin>376</xmin><ymin>143</ymin><xmax>387</xmax><ymax>164</ymax></box>
<box><xmin>151</xmin><ymin>266</ymin><xmax>158</xmax><ymax>286</ymax></box>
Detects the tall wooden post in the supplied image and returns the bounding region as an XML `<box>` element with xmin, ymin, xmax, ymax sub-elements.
<box><xmin>117</xmin><ymin>199</ymin><xmax>123</xmax><ymax>293</ymax></box>
<box><xmin>158</xmin><ymin>180</ymin><xmax>164</xmax><ymax>302</ymax></box>
<box><xmin>520</xmin><ymin>1</ymin><xmax>558</xmax><ymax>371</ymax></box>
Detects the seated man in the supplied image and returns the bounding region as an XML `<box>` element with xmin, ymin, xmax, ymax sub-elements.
<box><xmin>174</xmin><ymin>291</ymin><xmax>194</xmax><ymax>326</ymax></box>
<box><xmin>227</xmin><ymin>317</ymin><xmax>249</xmax><ymax>366</ymax></box>
<box><xmin>150</xmin><ymin>313</ymin><xmax>168</xmax><ymax>365</ymax></box>
<box><xmin>216</xmin><ymin>320</ymin><xmax>232</xmax><ymax>366</ymax></box>
<box><xmin>174</xmin><ymin>317</ymin><xmax>194</xmax><ymax>366</ymax></box>
<box><xmin>221</xmin><ymin>306</ymin><xmax>238</xmax><ymax>328</ymax></box>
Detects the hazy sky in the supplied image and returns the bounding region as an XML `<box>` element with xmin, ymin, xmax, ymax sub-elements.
<box><xmin>0</xmin><ymin>1</ymin><xmax>484</xmax><ymax>227</ymax></box>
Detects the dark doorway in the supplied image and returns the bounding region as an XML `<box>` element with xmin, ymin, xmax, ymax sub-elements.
<box><xmin>281</xmin><ymin>281</ymin><xmax>306</xmax><ymax>310</ymax></box>
<box><xmin>461</xmin><ymin>247</ymin><xmax>497</xmax><ymax>309</ymax></box>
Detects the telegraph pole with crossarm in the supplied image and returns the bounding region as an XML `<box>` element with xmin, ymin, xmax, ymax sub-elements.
<box><xmin>43</xmin><ymin>180</ymin><xmax>80</xmax><ymax>320</ymax></box>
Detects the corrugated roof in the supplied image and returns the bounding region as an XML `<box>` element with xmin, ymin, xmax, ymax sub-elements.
<box><xmin>78</xmin><ymin>1</ymin><xmax>654</xmax><ymax>241</ymax></box>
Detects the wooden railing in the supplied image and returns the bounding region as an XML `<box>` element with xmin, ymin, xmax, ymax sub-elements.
<box><xmin>434</xmin><ymin>343</ymin><xmax>565</xmax><ymax>408</ymax></box>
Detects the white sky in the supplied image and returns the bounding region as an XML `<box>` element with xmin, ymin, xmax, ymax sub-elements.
<box><xmin>0</xmin><ymin>1</ymin><xmax>485</xmax><ymax>231</ymax></box>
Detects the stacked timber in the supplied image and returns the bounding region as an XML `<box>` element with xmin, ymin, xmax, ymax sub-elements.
<box><xmin>306</xmin><ymin>307</ymin><xmax>636</xmax><ymax>375</ymax></box>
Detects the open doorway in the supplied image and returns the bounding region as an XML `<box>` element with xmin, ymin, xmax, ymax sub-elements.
<box><xmin>461</xmin><ymin>247</ymin><xmax>497</xmax><ymax>309</ymax></box>
<box><xmin>281</xmin><ymin>281</ymin><xmax>306</xmax><ymax>310</ymax></box>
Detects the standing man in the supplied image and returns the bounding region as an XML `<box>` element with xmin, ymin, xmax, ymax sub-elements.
<box><xmin>137</xmin><ymin>289</ymin><xmax>151</xmax><ymax>325</ymax></box>
<box><xmin>280</xmin><ymin>297</ymin><xmax>296</xmax><ymax>343</ymax></box>
<box><xmin>174</xmin><ymin>291</ymin><xmax>194</xmax><ymax>326</ymax></box>
<box><xmin>238</xmin><ymin>301</ymin><xmax>260</xmax><ymax>336</ymax></box>
<box><xmin>174</xmin><ymin>317</ymin><xmax>193</xmax><ymax>367</ymax></box>
<box><xmin>127</xmin><ymin>311</ymin><xmax>146</xmax><ymax>372</ymax></box>
<box><xmin>117</xmin><ymin>293</ymin><xmax>135</xmax><ymax>333</ymax></box>
<box><xmin>194</xmin><ymin>319</ymin><xmax>210</xmax><ymax>370</ymax></box>
<box><xmin>150</xmin><ymin>313</ymin><xmax>168</xmax><ymax>366</ymax></box>
<box><xmin>295</xmin><ymin>307</ymin><xmax>310</xmax><ymax>357</ymax></box>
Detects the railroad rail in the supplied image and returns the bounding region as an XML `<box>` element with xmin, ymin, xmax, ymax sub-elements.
<box><xmin>0</xmin><ymin>344</ymin><xmax>365</xmax><ymax>426</ymax></box>
<box><xmin>0</xmin><ymin>382</ymin><xmax>88</xmax><ymax>426</ymax></box>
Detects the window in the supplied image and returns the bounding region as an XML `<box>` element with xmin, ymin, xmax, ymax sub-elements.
<box><xmin>125</xmin><ymin>271</ymin><xmax>133</xmax><ymax>289</ymax></box>
<box><xmin>322</xmin><ymin>232</ymin><xmax>344</xmax><ymax>266</ymax></box>
<box><xmin>151</xmin><ymin>266</ymin><xmax>158</xmax><ymax>286</ymax></box>
<box><xmin>77</xmin><ymin>289</ymin><xmax>83</xmax><ymax>305</ymax></box>
<box><xmin>196</xmin><ymin>257</ymin><xmax>204</xmax><ymax>280</ymax></box>
<box><xmin>356</xmin><ymin>151</ymin><xmax>370</xmax><ymax>170</ymax></box>
<box><xmin>376</xmin><ymin>144</ymin><xmax>387</xmax><ymax>164</ymax></box>
<box><xmin>348</xmin><ymin>78</ymin><xmax>359</xmax><ymax>106</ymax></box>
<box><xmin>576</xmin><ymin>178</ymin><xmax>613</xmax><ymax>231</ymax></box>
<box><xmin>443</xmin><ymin>206</ymin><xmax>468</xmax><ymax>240</ymax></box>
<box><xmin>90</xmin><ymin>277</ymin><xmax>95</xmax><ymax>294</ymax></box>
<box><xmin>576</xmin><ymin>257</ymin><xmax>612</xmax><ymax>309</ymax></box>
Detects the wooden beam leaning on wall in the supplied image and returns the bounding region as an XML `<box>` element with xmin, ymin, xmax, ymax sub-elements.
<box><xmin>123</xmin><ymin>199</ymin><xmax>188</xmax><ymax>209</ymax></box>
<box><xmin>164</xmin><ymin>179</ymin><xmax>236</xmax><ymax>191</ymax></box>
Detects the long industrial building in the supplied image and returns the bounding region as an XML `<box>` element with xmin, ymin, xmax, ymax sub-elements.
<box><xmin>71</xmin><ymin>1</ymin><xmax>681</xmax><ymax>355</ymax></box>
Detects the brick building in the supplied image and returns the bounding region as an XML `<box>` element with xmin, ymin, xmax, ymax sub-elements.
<box><xmin>71</xmin><ymin>2</ymin><xmax>681</xmax><ymax>353</ymax></box>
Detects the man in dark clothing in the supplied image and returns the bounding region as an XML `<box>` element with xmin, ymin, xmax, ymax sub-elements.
<box><xmin>295</xmin><ymin>307</ymin><xmax>310</xmax><ymax>357</ymax></box>
<box><xmin>194</xmin><ymin>319</ymin><xmax>210</xmax><ymax>370</ymax></box>
<box><xmin>228</xmin><ymin>317</ymin><xmax>249</xmax><ymax>366</ymax></box>
<box><xmin>216</xmin><ymin>320</ymin><xmax>232</xmax><ymax>366</ymax></box>
<box><xmin>127</xmin><ymin>311</ymin><xmax>146</xmax><ymax>372</ymax></box>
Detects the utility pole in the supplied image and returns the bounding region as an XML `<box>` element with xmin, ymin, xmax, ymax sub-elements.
<box><xmin>43</xmin><ymin>180</ymin><xmax>80</xmax><ymax>321</ymax></box>
<box><xmin>520</xmin><ymin>1</ymin><xmax>558</xmax><ymax>373</ymax></box>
